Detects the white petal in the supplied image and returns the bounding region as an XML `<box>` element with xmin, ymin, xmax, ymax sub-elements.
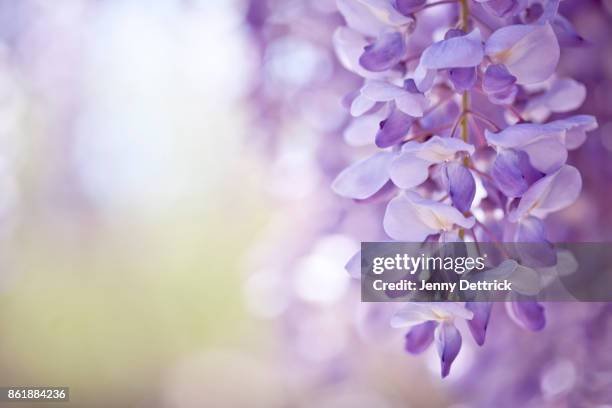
<box><xmin>389</xmin><ymin>152</ymin><xmax>431</xmax><ymax>189</ymax></box>
<box><xmin>361</xmin><ymin>80</ymin><xmax>406</xmax><ymax>100</ymax></box>
<box><xmin>383</xmin><ymin>191</ymin><xmax>474</xmax><ymax>241</ymax></box>
<box><xmin>336</xmin><ymin>0</ymin><xmax>388</xmax><ymax>37</ymax></box>
<box><xmin>395</xmin><ymin>92</ymin><xmax>429</xmax><ymax>117</ymax></box>
<box><xmin>390</xmin><ymin>304</ymin><xmax>438</xmax><ymax>328</ymax></box>
<box><xmin>344</xmin><ymin>106</ymin><xmax>389</xmax><ymax>146</ymax></box>
<box><xmin>416</xmin><ymin>136</ymin><xmax>475</xmax><ymax>162</ymax></box>
<box><xmin>350</xmin><ymin>93</ymin><xmax>377</xmax><ymax>116</ymax></box>
<box><xmin>332</xmin><ymin>151</ymin><xmax>393</xmax><ymax>199</ymax></box>
<box><xmin>429</xmin><ymin>302</ymin><xmax>474</xmax><ymax>320</ymax></box>
<box><xmin>357</xmin><ymin>0</ymin><xmax>414</xmax><ymax>27</ymax></box>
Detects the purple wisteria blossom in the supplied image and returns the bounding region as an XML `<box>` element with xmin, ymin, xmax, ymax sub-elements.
<box><xmin>331</xmin><ymin>0</ymin><xmax>598</xmax><ymax>377</ymax></box>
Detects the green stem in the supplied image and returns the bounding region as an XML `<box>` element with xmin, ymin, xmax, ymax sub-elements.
<box><xmin>459</xmin><ymin>0</ymin><xmax>470</xmax><ymax>157</ymax></box>
<box><xmin>459</xmin><ymin>0</ymin><xmax>469</xmax><ymax>30</ymax></box>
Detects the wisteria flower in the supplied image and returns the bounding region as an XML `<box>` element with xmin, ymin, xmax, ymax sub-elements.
<box><xmin>326</xmin><ymin>0</ymin><xmax>599</xmax><ymax>380</ymax></box>
<box><xmin>389</xmin><ymin>136</ymin><xmax>474</xmax><ymax>189</ymax></box>
<box><xmin>383</xmin><ymin>191</ymin><xmax>475</xmax><ymax>241</ymax></box>
<box><xmin>391</xmin><ymin>302</ymin><xmax>474</xmax><ymax>377</ymax></box>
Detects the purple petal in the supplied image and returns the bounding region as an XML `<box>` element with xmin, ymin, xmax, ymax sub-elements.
<box><xmin>420</xmin><ymin>99</ymin><xmax>460</xmax><ymax>131</ymax></box>
<box><xmin>483</xmin><ymin>64</ymin><xmax>516</xmax><ymax>94</ymax></box>
<box><xmin>444</xmin><ymin>28</ymin><xmax>465</xmax><ymax>40</ymax></box>
<box><xmin>359</xmin><ymin>31</ymin><xmax>406</xmax><ymax>72</ymax></box>
<box><xmin>405</xmin><ymin>321</ymin><xmax>436</xmax><ymax>354</ymax></box>
<box><xmin>509</xmin><ymin>165</ymin><xmax>582</xmax><ymax>221</ymax></box>
<box><xmin>475</xmin><ymin>0</ymin><xmax>526</xmax><ymax>18</ymax></box>
<box><xmin>395</xmin><ymin>0</ymin><xmax>426</xmax><ymax>15</ymax></box>
<box><xmin>482</xmin><ymin>64</ymin><xmax>518</xmax><ymax>105</ymax></box>
<box><xmin>485</xmin><ymin>124</ymin><xmax>567</xmax><ymax>174</ymax></box>
<box><xmin>513</xmin><ymin>216</ymin><xmax>557</xmax><ymax>267</ymax></box>
<box><xmin>506</xmin><ymin>300</ymin><xmax>546</xmax><ymax>331</ymax></box>
<box><xmin>332</xmin><ymin>152</ymin><xmax>393</xmax><ymax>199</ymax></box>
<box><xmin>485</xmin><ymin>23</ymin><xmax>560</xmax><ymax>84</ymax></box>
<box><xmin>490</xmin><ymin>149</ymin><xmax>543</xmax><ymax>197</ymax></box>
<box><xmin>403</xmin><ymin>79</ymin><xmax>419</xmax><ymax>93</ymax></box>
<box><xmin>446</xmin><ymin>162</ymin><xmax>476</xmax><ymax>213</ymax></box>
<box><xmin>420</xmin><ymin>28</ymin><xmax>484</xmax><ymax>69</ymax></box>
<box><xmin>465</xmin><ymin>302</ymin><xmax>492</xmax><ymax>346</ymax></box>
<box><xmin>376</xmin><ymin>106</ymin><xmax>414</xmax><ymax>148</ymax></box>
<box><xmin>334</xmin><ymin>27</ymin><xmax>385</xmax><ymax>78</ymax></box>
<box><xmin>435</xmin><ymin>321</ymin><xmax>462</xmax><ymax>378</ymax></box>
<box><xmin>449</xmin><ymin>67</ymin><xmax>477</xmax><ymax>92</ymax></box>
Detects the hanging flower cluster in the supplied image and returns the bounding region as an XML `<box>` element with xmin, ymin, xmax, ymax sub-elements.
<box><xmin>332</xmin><ymin>0</ymin><xmax>598</xmax><ymax>377</ymax></box>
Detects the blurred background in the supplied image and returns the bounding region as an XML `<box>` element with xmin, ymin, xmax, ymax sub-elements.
<box><xmin>0</xmin><ymin>0</ymin><xmax>610</xmax><ymax>407</ymax></box>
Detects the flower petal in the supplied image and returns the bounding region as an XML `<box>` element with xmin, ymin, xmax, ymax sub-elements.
<box><xmin>395</xmin><ymin>0</ymin><xmax>426</xmax><ymax>15</ymax></box>
<box><xmin>333</xmin><ymin>27</ymin><xmax>375</xmax><ymax>77</ymax></box>
<box><xmin>548</xmin><ymin>115</ymin><xmax>598</xmax><ymax>150</ymax></box>
<box><xmin>357</xmin><ymin>0</ymin><xmax>415</xmax><ymax>26</ymax></box>
<box><xmin>336</xmin><ymin>0</ymin><xmax>388</xmax><ymax>37</ymax></box>
<box><xmin>421</xmin><ymin>28</ymin><xmax>484</xmax><ymax>69</ymax></box>
<box><xmin>344</xmin><ymin>105</ymin><xmax>389</xmax><ymax>146</ymax></box>
<box><xmin>490</xmin><ymin>149</ymin><xmax>531</xmax><ymax>197</ymax></box>
<box><xmin>360</xmin><ymin>31</ymin><xmax>406</xmax><ymax>72</ymax></box>
<box><xmin>446</xmin><ymin>162</ymin><xmax>476</xmax><ymax>213</ymax></box>
<box><xmin>483</xmin><ymin>64</ymin><xmax>517</xmax><ymax>93</ymax></box>
<box><xmin>465</xmin><ymin>302</ymin><xmax>492</xmax><ymax>346</ymax></box>
<box><xmin>435</xmin><ymin>321</ymin><xmax>462</xmax><ymax>378</ymax></box>
<box><xmin>415</xmin><ymin>135</ymin><xmax>475</xmax><ymax>162</ymax></box>
<box><xmin>361</xmin><ymin>79</ymin><xmax>407</xmax><ymax>100</ymax></box>
<box><xmin>350</xmin><ymin>93</ymin><xmax>378</xmax><ymax>116</ymax></box>
<box><xmin>475</xmin><ymin>0</ymin><xmax>527</xmax><ymax>18</ymax></box>
<box><xmin>389</xmin><ymin>137</ymin><xmax>473</xmax><ymax>189</ymax></box>
<box><xmin>485</xmin><ymin>124</ymin><xmax>566</xmax><ymax>173</ymax></box>
<box><xmin>332</xmin><ymin>151</ymin><xmax>393</xmax><ymax>199</ymax></box>
<box><xmin>506</xmin><ymin>300</ymin><xmax>546</xmax><ymax>331</ymax></box>
<box><xmin>376</xmin><ymin>106</ymin><xmax>414</xmax><ymax>148</ymax></box>
<box><xmin>509</xmin><ymin>165</ymin><xmax>582</xmax><ymax>221</ymax></box>
<box><xmin>404</xmin><ymin>321</ymin><xmax>437</xmax><ymax>354</ymax></box>
<box><xmin>485</xmin><ymin>23</ymin><xmax>560</xmax><ymax>84</ymax></box>
<box><xmin>449</xmin><ymin>67</ymin><xmax>477</xmax><ymax>92</ymax></box>
<box><xmin>361</xmin><ymin>80</ymin><xmax>428</xmax><ymax>117</ymax></box>
<box><xmin>389</xmin><ymin>147</ymin><xmax>431</xmax><ymax>189</ymax></box>
<box><xmin>391</xmin><ymin>303</ymin><xmax>439</xmax><ymax>328</ymax></box>
<box><xmin>383</xmin><ymin>191</ymin><xmax>475</xmax><ymax>241</ymax></box>
<box><xmin>524</xmin><ymin>78</ymin><xmax>586</xmax><ymax>122</ymax></box>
